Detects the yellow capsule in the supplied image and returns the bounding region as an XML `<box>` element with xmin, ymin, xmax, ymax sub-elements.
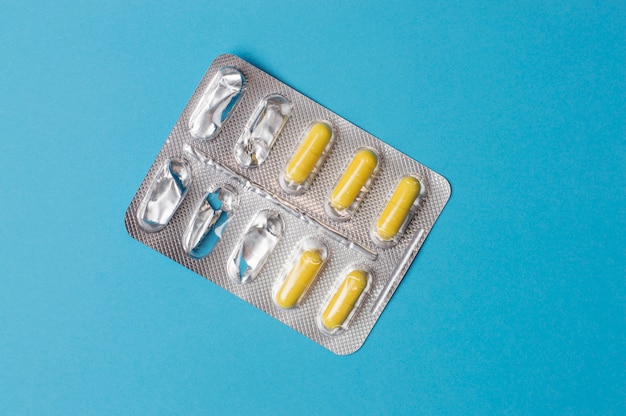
<box><xmin>376</xmin><ymin>176</ymin><xmax>421</xmax><ymax>241</ymax></box>
<box><xmin>320</xmin><ymin>269</ymin><xmax>368</xmax><ymax>332</ymax></box>
<box><xmin>329</xmin><ymin>148</ymin><xmax>379</xmax><ymax>211</ymax></box>
<box><xmin>275</xmin><ymin>249</ymin><xmax>324</xmax><ymax>309</ymax></box>
<box><xmin>284</xmin><ymin>122</ymin><xmax>333</xmax><ymax>184</ymax></box>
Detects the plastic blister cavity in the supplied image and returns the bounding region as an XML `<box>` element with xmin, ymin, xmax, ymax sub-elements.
<box><xmin>325</xmin><ymin>147</ymin><xmax>380</xmax><ymax>221</ymax></box>
<box><xmin>370</xmin><ymin>175</ymin><xmax>427</xmax><ymax>248</ymax></box>
<box><xmin>227</xmin><ymin>210</ymin><xmax>284</xmax><ymax>284</ymax></box>
<box><xmin>319</xmin><ymin>266</ymin><xmax>372</xmax><ymax>335</ymax></box>
<box><xmin>182</xmin><ymin>184</ymin><xmax>239</xmax><ymax>259</ymax></box>
<box><xmin>279</xmin><ymin>121</ymin><xmax>334</xmax><ymax>195</ymax></box>
<box><xmin>234</xmin><ymin>94</ymin><xmax>291</xmax><ymax>168</ymax></box>
<box><xmin>273</xmin><ymin>238</ymin><xmax>328</xmax><ymax>309</ymax></box>
<box><xmin>136</xmin><ymin>157</ymin><xmax>192</xmax><ymax>232</ymax></box>
<box><xmin>188</xmin><ymin>67</ymin><xmax>244</xmax><ymax>140</ymax></box>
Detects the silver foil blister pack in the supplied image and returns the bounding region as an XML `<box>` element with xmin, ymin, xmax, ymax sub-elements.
<box><xmin>125</xmin><ymin>54</ymin><xmax>451</xmax><ymax>354</ymax></box>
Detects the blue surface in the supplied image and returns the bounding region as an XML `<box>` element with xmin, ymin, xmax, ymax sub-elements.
<box><xmin>1</xmin><ymin>1</ymin><xmax>624</xmax><ymax>414</ymax></box>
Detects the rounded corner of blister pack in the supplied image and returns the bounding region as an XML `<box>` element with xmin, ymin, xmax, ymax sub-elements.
<box><xmin>124</xmin><ymin>54</ymin><xmax>450</xmax><ymax>355</ymax></box>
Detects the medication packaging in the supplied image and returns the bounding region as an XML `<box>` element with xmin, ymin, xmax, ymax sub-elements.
<box><xmin>125</xmin><ymin>54</ymin><xmax>451</xmax><ymax>354</ymax></box>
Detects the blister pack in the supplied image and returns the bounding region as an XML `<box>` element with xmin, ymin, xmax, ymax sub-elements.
<box><xmin>125</xmin><ymin>54</ymin><xmax>451</xmax><ymax>354</ymax></box>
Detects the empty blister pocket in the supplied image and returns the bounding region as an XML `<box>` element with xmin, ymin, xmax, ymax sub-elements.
<box><xmin>234</xmin><ymin>94</ymin><xmax>291</xmax><ymax>168</ymax></box>
<box><xmin>227</xmin><ymin>209</ymin><xmax>284</xmax><ymax>284</ymax></box>
<box><xmin>189</xmin><ymin>67</ymin><xmax>245</xmax><ymax>140</ymax></box>
<box><xmin>136</xmin><ymin>157</ymin><xmax>192</xmax><ymax>233</ymax></box>
<box><xmin>182</xmin><ymin>185</ymin><xmax>239</xmax><ymax>259</ymax></box>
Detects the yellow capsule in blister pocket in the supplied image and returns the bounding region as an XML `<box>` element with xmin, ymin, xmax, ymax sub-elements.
<box><xmin>274</xmin><ymin>249</ymin><xmax>324</xmax><ymax>309</ymax></box>
<box><xmin>375</xmin><ymin>176</ymin><xmax>422</xmax><ymax>242</ymax></box>
<box><xmin>320</xmin><ymin>269</ymin><xmax>369</xmax><ymax>333</ymax></box>
<box><xmin>329</xmin><ymin>148</ymin><xmax>379</xmax><ymax>211</ymax></box>
<box><xmin>281</xmin><ymin>122</ymin><xmax>333</xmax><ymax>193</ymax></box>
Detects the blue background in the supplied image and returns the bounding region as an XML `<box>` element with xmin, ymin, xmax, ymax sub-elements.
<box><xmin>1</xmin><ymin>1</ymin><xmax>624</xmax><ymax>414</ymax></box>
